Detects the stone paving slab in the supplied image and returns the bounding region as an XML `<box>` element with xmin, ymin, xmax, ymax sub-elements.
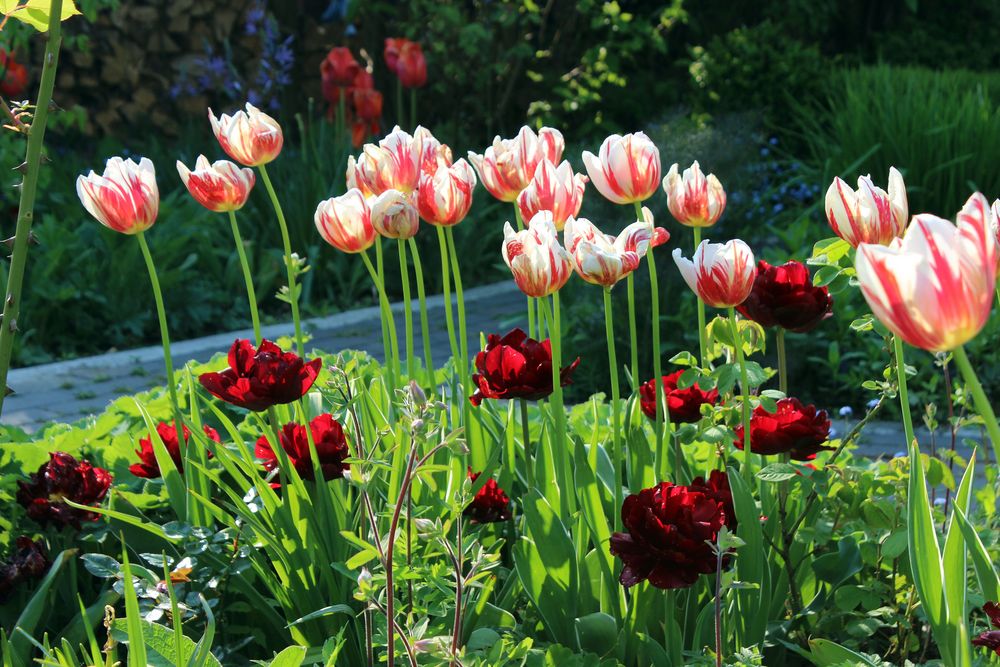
<box><xmin>3</xmin><ymin>281</ymin><xmax>528</xmax><ymax>431</ymax></box>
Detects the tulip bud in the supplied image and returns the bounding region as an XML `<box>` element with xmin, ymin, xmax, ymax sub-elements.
<box><xmin>516</xmin><ymin>159</ymin><xmax>587</xmax><ymax>231</ymax></box>
<box><xmin>417</xmin><ymin>158</ymin><xmax>476</xmax><ymax>226</ymax></box>
<box><xmin>825</xmin><ymin>167</ymin><xmax>907</xmax><ymax>247</ymax></box>
<box><xmin>564</xmin><ymin>216</ymin><xmax>652</xmax><ymax>287</ymax></box>
<box><xmin>77</xmin><ymin>156</ymin><xmax>159</xmax><ymax>235</ymax></box>
<box><xmin>662</xmin><ymin>161</ymin><xmax>726</xmax><ymax>227</ymax></box>
<box><xmin>502</xmin><ymin>211</ymin><xmax>574</xmax><ymax>297</ymax></box>
<box><xmin>208</xmin><ymin>103</ymin><xmax>283</xmax><ymax>167</ymax></box>
<box><xmin>855</xmin><ymin>192</ymin><xmax>998</xmax><ymax>352</ymax></box>
<box><xmin>582</xmin><ymin>132</ymin><xmax>661</xmax><ymax>205</ymax></box>
<box><xmin>314</xmin><ymin>189</ymin><xmax>378</xmax><ymax>254</ymax></box>
<box><xmin>370</xmin><ymin>189</ymin><xmax>419</xmax><ymax>239</ymax></box>
<box><xmin>672</xmin><ymin>239</ymin><xmax>757</xmax><ymax>308</ymax></box>
<box><xmin>176</xmin><ymin>155</ymin><xmax>255</xmax><ymax>212</ymax></box>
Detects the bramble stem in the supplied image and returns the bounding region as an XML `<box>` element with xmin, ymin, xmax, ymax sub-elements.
<box><xmin>227</xmin><ymin>210</ymin><xmax>261</xmax><ymax>345</ymax></box>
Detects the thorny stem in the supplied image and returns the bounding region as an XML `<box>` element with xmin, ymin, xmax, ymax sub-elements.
<box><xmin>0</xmin><ymin>0</ymin><xmax>63</xmax><ymax>416</ymax></box>
<box><xmin>227</xmin><ymin>210</ymin><xmax>261</xmax><ymax>345</ymax></box>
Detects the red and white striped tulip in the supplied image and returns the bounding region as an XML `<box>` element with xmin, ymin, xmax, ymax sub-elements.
<box><xmin>77</xmin><ymin>156</ymin><xmax>159</xmax><ymax>234</ymax></box>
<box><xmin>855</xmin><ymin>193</ymin><xmax>998</xmax><ymax>352</ymax></box>
<box><xmin>176</xmin><ymin>156</ymin><xmax>255</xmax><ymax>212</ymax></box>
<box><xmin>516</xmin><ymin>159</ymin><xmax>587</xmax><ymax>231</ymax></box>
<box><xmin>468</xmin><ymin>126</ymin><xmax>565</xmax><ymax>202</ymax></box>
<box><xmin>825</xmin><ymin>167</ymin><xmax>908</xmax><ymax>247</ymax></box>
<box><xmin>564</xmin><ymin>216</ymin><xmax>652</xmax><ymax>287</ymax></box>
<box><xmin>356</xmin><ymin>126</ymin><xmax>423</xmax><ymax>195</ymax></box>
<box><xmin>417</xmin><ymin>158</ymin><xmax>477</xmax><ymax>227</ymax></box>
<box><xmin>501</xmin><ymin>211</ymin><xmax>574</xmax><ymax>297</ymax></box>
<box><xmin>582</xmin><ymin>132</ymin><xmax>661</xmax><ymax>205</ymax></box>
<box><xmin>414</xmin><ymin>125</ymin><xmax>453</xmax><ymax>176</ymax></box>
<box><xmin>346</xmin><ymin>154</ymin><xmax>375</xmax><ymax>199</ymax></box>
<box><xmin>991</xmin><ymin>199</ymin><xmax>1000</xmax><ymax>247</ymax></box>
<box><xmin>637</xmin><ymin>206</ymin><xmax>671</xmax><ymax>249</ymax></box>
<box><xmin>208</xmin><ymin>103</ymin><xmax>283</xmax><ymax>167</ymax></box>
<box><xmin>672</xmin><ymin>239</ymin><xmax>756</xmax><ymax>308</ymax></box>
<box><xmin>662</xmin><ymin>160</ymin><xmax>726</xmax><ymax>227</ymax></box>
<box><xmin>314</xmin><ymin>189</ymin><xmax>377</xmax><ymax>254</ymax></box>
<box><xmin>371</xmin><ymin>189</ymin><xmax>420</xmax><ymax>239</ymax></box>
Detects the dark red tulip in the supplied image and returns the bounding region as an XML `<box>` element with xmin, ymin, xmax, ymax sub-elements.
<box><xmin>973</xmin><ymin>602</ymin><xmax>1000</xmax><ymax>655</ymax></box>
<box><xmin>469</xmin><ymin>328</ymin><xmax>580</xmax><ymax>406</ymax></box>
<box><xmin>688</xmin><ymin>469</ymin><xmax>737</xmax><ymax>532</ymax></box>
<box><xmin>16</xmin><ymin>452</ymin><xmax>112</xmax><ymax>529</ymax></box>
<box><xmin>384</xmin><ymin>38</ymin><xmax>405</xmax><ymax>74</ymax></box>
<box><xmin>255</xmin><ymin>413</ymin><xmax>351</xmax><ymax>482</ymax></box>
<box><xmin>130</xmin><ymin>422</ymin><xmax>220</xmax><ymax>479</ymax></box>
<box><xmin>396</xmin><ymin>41</ymin><xmax>427</xmax><ymax>88</ymax></box>
<box><xmin>734</xmin><ymin>397</ymin><xmax>831</xmax><ymax>460</ymax></box>
<box><xmin>0</xmin><ymin>536</ymin><xmax>49</xmax><ymax>602</ymax></box>
<box><xmin>321</xmin><ymin>47</ymin><xmax>360</xmax><ymax>91</ymax></box>
<box><xmin>0</xmin><ymin>50</ymin><xmax>27</xmax><ymax>99</ymax></box>
<box><xmin>199</xmin><ymin>339</ymin><xmax>322</xmax><ymax>412</ymax></box>
<box><xmin>463</xmin><ymin>469</ymin><xmax>511</xmax><ymax>524</ymax></box>
<box><xmin>610</xmin><ymin>481</ymin><xmax>726</xmax><ymax>589</ymax></box>
<box><xmin>737</xmin><ymin>260</ymin><xmax>832</xmax><ymax>333</ymax></box>
<box><xmin>638</xmin><ymin>370</ymin><xmax>719</xmax><ymax>424</ymax></box>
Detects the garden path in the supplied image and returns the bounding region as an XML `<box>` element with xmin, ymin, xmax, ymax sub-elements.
<box><xmin>0</xmin><ymin>280</ymin><xmax>989</xmax><ymax>474</ymax></box>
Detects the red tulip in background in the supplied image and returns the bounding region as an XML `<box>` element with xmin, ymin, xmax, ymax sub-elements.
<box><xmin>737</xmin><ymin>260</ymin><xmax>833</xmax><ymax>333</ymax></box>
<box><xmin>734</xmin><ymin>397</ymin><xmax>831</xmax><ymax>460</ymax></box>
<box><xmin>199</xmin><ymin>339</ymin><xmax>322</xmax><ymax>412</ymax></box>
<box><xmin>638</xmin><ymin>370</ymin><xmax>719</xmax><ymax>424</ymax></box>
<box><xmin>255</xmin><ymin>413</ymin><xmax>351</xmax><ymax>482</ymax></box>
<box><xmin>610</xmin><ymin>480</ymin><xmax>727</xmax><ymax>589</ymax></box>
<box><xmin>130</xmin><ymin>422</ymin><xmax>221</xmax><ymax>479</ymax></box>
<box><xmin>16</xmin><ymin>452</ymin><xmax>112</xmax><ymax>529</ymax></box>
<box><xmin>689</xmin><ymin>469</ymin><xmax>737</xmax><ymax>532</ymax></box>
<box><xmin>469</xmin><ymin>328</ymin><xmax>580</xmax><ymax>406</ymax></box>
<box><xmin>463</xmin><ymin>469</ymin><xmax>511</xmax><ymax>523</ymax></box>
<box><xmin>0</xmin><ymin>536</ymin><xmax>49</xmax><ymax>601</ymax></box>
<box><xmin>0</xmin><ymin>50</ymin><xmax>27</xmax><ymax>98</ymax></box>
<box><xmin>395</xmin><ymin>41</ymin><xmax>427</xmax><ymax>88</ymax></box>
<box><xmin>383</xmin><ymin>38</ymin><xmax>405</xmax><ymax>74</ymax></box>
<box><xmin>321</xmin><ymin>47</ymin><xmax>360</xmax><ymax>91</ymax></box>
<box><xmin>973</xmin><ymin>602</ymin><xmax>1000</xmax><ymax>655</ymax></box>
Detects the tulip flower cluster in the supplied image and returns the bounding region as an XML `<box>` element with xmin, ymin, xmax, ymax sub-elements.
<box><xmin>320</xmin><ymin>47</ymin><xmax>384</xmax><ymax>147</ymax></box>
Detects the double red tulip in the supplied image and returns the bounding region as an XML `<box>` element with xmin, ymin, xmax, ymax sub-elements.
<box><xmin>469</xmin><ymin>328</ymin><xmax>580</xmax><ymax>406</ymax></box>
<box><xmin>610</xmin><ymin>480</ymin><xmax>727</xmax><ymax>589</ymax></box>
<box><xmin>464</xmin><ymin>469</ymin><xmax>511</xmax><ymax>523</ymax></box>
<box><xmin>973</xmin><ymin>602</ymin><xmax>1000</xmax><ymax>655</ymax></box>
<box><xmin>0</xmin><ymin>536</ymin><xmax>49</xmax><ymax>602</ymax></box>
<box><xmin>737</xmin><ymin>260</ymin><xmax>832</xmax><ymax>333</ymax></box>
<box><xmin>256</xmin><ymin>413</ymin><xmax>351</xmax><ymax>483</ymax></box>
<box><xmin>734</xmin><ymin>397</ymin><xmax>831</xmax><ymax>460</ymax></box>
<box><xmin>638</xmin><ymin>370</ymin><xmax>719</xmax><ymax>424</ymax></box>
<box><xmin>689</xmin><ymin>470</ymin><xmax>737</xmax><ymax>532</ymax></box>
<box><xmin>16</xmin><ymin>452</ymin><xmax>112</xmax><ymax>529</ymax></box>
<box><xmin>130</xmin><ymin>422</ymin><xmax>221</xmax><ymax>479</ymax></box>
<box><xmin>0</xmin><ymin>50</ymin><xmax>27</xmax><ymax>98</ymax></box>
<box><xmin>199</xmin><ymin>339</ymin><xmax>322</xmax><ymax>412</ymax></box>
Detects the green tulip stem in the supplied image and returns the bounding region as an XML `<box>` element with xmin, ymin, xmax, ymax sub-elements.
<box><xmin>227</xmin><ymin>210</ymin><xmax>262</xmax><ymax>345</ymax></box>
<box><xmin>397</xmin><ymin>239</ymin><xmax>415</xmax><ymax>381</ymax></box>
<box><xmin>604</xmin><ymin>287</ymin><xmax>624</xmax><ymax>531</ymax></box>
<box><xmin>407</xmin><ymin>238</ymin><xmax>435</xmax><ymax>390</ymax></box>
<box><xmin>728</xmin><ymin>307</ymin><xmax>753</xmax><ymax>484</ymax></box>
<box><xmin>693</xmin><ymin>227</ymin><xmax>708</xmax><ymax>368</ymax></box>
<box><xmin>952</xmin><ymin>345</ymin><xmax>1000</xmax><ymax>464</ymax></box>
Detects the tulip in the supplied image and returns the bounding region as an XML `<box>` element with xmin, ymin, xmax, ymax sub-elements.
<box><xmin>469</xmin><ymin>327</ymin><xmax>580</xmax><ymax>406</ymax></box>
<box><xmin>737</xmin><ymin>260</ymin><xmax>832</xmax><ymax>333</ymax></box>
<box><xmin>733</xmin><ymin>397</ymin><xmax>832</xmax><ymax>460</ymax></box>
<box><xmin>416</xmin><ymin>158</ymin><xmax>476</xmax><ymax>226</ymax></box>
<box><xmin>355</xmin><ymin>126</ymin><xmax>423</xmax><ymax>195</ymax></box>
<box><xmin>689</xmin><ymin>470</ymin><xmax>737</xmax><ymax>532</ymax></box>
<box><xmin>564</xmin><ymin>216</ymin><xmax>652</xmax><ymax>287</ymax></box>
<box><xmin>130</xmin><ymin>422</ymin><xmax>220</xmax><ymax>479</ymax></box>
<box><xmin>0</xmin><ymin>50</ymin><xmax>27</xmax><ymax>99</ymax></box>
<box><xmin>662</xmin><ymin>160</ymin><xmax>726</xmax><ymax>227</ymax></box>
<box><xmin>582</xmin><ymin>132</ymin><xmax>661</xmax><ymax>205</ymax></box>
<box><xmin>464</xmin><ymin>469</ymin><xmax>511</xmax><ymax>523</ymax></box>
<box><xmin>610</xmin><ymin>481</ymin><xmax>727</xmax><ymax>589</ymax></box>
<box><xmin>638</xmin><ymin>370</ymin><xmax>719</xmax><ymax>424</ymax></box>
<box><xmin>384</xmin><ymin>38</ymin><xmax>405</xmax><ymax>74</ymax></box>
<box><xmin>208</xmin><ymin>103</ymin><xmax>283</xmax><ymax>167</ymax></box>
<box><xmin>256</xmin><ymin>413</ymin><xmax>351</xmax><ymax>482</ymax></box>
<box><xmin>315</xmin><ymin>189</ymin><xmax>378</xmax><ymax>254</ymax></box>
<box><xmin>672</xmin><ymin>239</ymin><xmax>756</xmax><ymax>308</ymax></box>
<box><xmin>396</xmin><ymin>41</ymin><xmax>427</xmax><ymax>88</ymax></box>
<box><xmin>516</xmin><ymin>159</ymin><xmax>587</xmax><ymax>230</ymax></box>
<box><xmin>501</xmin><ymin>211</ymin><xmax>574</xmax><ymax>297</ymax></box>
<box><xmin>346</xmin><ymin>154</ymin><xmax>375</xmax><ymax>198</ymax></box>
<box><xmin>468</xmin><ymin>126</ymin><xmax>565</xmax><ymax>203</ymax></box>
<box><xmin>371</xmin><ymin>189</ymin><xmax>420</xmax><ymax>239</ymax></box>
<box><xmin>16</xmin><ymin>452</ymin><xmax>112</xmax><ymax>529</ymax></box>
<box><xmin>414</xmin><ymin>125</ymin><xmax>453</xmax><ymax>176</ymax></box>
<box><xmin>0</xmin><ymin>536</ymin><xmax>49</xmax><ymax>602</ymax></box>
<box><xmin>991</xmin><ymin>199</ymin><xmax>1000</xmax><ymax>246</ymax></box>
<box><xmin>825</xmin><ymin>167</ymin><xmax>907</xmax><ymax>247</ymax></box>
<box><xmin>320</xmin><ymin>46</ymin><xmax>360</xmax><ymax>89</ymax></box>
<box><xmin>176</xmin><ymin>155</ymin><xmax>255</xmax><ymax>212</ymax></box>
<box><xmin>77</xmin><ymin>156</ymin><xmax>159</xmax><ymax>234</ymax></box>
<box><xmin>855</xmin><ymin>192</ymin><xmax>998</xmax><ymax>352</ymax></box>
<box><xmin>199</xmin><ymin>339</ymin><xmax>322</xmax><ymax>412</ymax></box>
<box><xmin>351</xmin><ymin>85</ymin><xmax>383</xmax><ymax>148</ymax></box>
<box><xmin>973</xmin><ymin>602</ymin><xmax>1000</xmax><ymax>656</ymax></box>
